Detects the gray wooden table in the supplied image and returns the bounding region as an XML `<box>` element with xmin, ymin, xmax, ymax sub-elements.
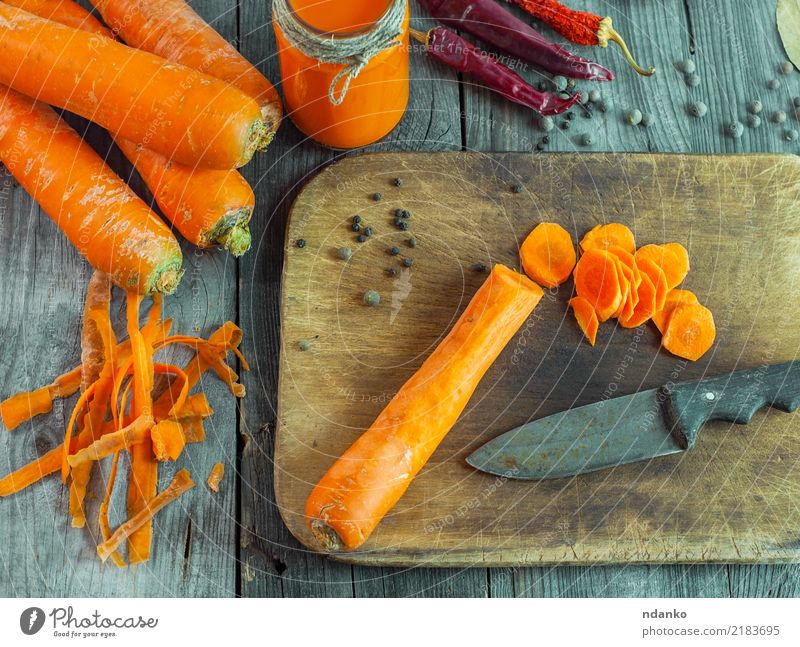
<box><xmin>1</xmin><ymin>0</ymin><xmax>799</xmax><ymax>597</ymax></box>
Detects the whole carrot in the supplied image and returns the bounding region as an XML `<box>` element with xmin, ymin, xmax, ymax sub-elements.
<box><xmin>305</xmin><ymin>265</ymin><xmax>544</xmax><ymax>551</ymax></box>
<box><xmin>11</xmin><ymin>0</ymin><xmax>257</xmax><ymax>255</ymax></box>
<box><xmin>0</xmin><ymin>4</ymin><xmax>268</xmax><ymax>169</ymax></box>
<box><xmin>0</xmin><ymin>88</ymin><xmax>183</xmax><ymax>293</ymax></box>
<box><xmin>91</xmin><ymin>0</ymin><xmax>282</xmax><ymax>140</ymax></box>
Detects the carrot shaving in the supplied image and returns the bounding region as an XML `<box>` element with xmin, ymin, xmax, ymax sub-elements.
<box><xmin>97</xmin><ymin>469</ymin><xmax>195</xmax><ymax>563</ymax></box>
<box><xmin>151</xmin><ymin>419</ymin><xmax>186</xmax><ymax>462</ymax></box>
<box><xmin>0</xmin><ymin>445</ymin><xmax>62</xmax><ymax>497</ymax></box>
<box><xmin>98</xmin><ymin>451</ymin><xmax>126</xmax><ymax>568</ymax></box>
<box><xmin>0</xmin><ymin>365</ymin><xmax>81</xmax><ymax>431</ymax></box>
<box><xmin>67</xmin><ymin>415</ymin><xmax>154</xmax><ymax>468</ymax></box>
<box><xmin>207</xmin><ymin>463</ymin><xmax>225</xmax><ymax>493</ymax></box>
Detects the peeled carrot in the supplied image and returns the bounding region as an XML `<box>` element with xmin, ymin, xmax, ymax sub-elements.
<box><xmin>92</xmin><ymin>0</ymin><xmax>282</xmax><ymax>136</ymax></box>
<box><xmin>580</xmin><ymin>223</ymin><xmax>635</xmax><ymax>254</ymax></box>
<box><xmin>520</xmin><ymin>222</ymin><xmax>576</xmax><ymax>288</ymax></box>
<box><xmin>636</xmin><ymin>244</ymin><xmax>689</xmax><ymax>290</ymax></box>
<box><xmin>13</xmin><ymin>0</ymin><xmax>258</xmax><ymax>256</ymax></box>
<box><xmin>652</xmin><ymin>289</ymin><xmax>698</xmax><ymax>334</ymax></box>
<box><xmin>573</xmin><ymin>248</ymin><xmax>623</xmax><ymax>322</ymax></box>
<box><xmin>569</xmin><ymin>296</ymin><xmax>599</xmax><ymax>346</ymax></box>
<box><xmin>662</xmin><ymin>303</ymin><xmax>716</xmax><ymax>361</ymax></box>
<box><xmin>4</xmin><ymin>0</ymin><xmax>114</xmax><ymax>36</ymax></box>
<box><xmin>0</xmin><ymin>4</ymin><xmax>268</xmax><ymax>169</ymax></box>
<box><xmin>306</xmin><ymin>265</ymin><xmax>543</xmax><ymax>551</ymax></box>
<box><xmin>619</xmin><ymin>271</ymin><xmax>657</xmax><ymax>329</ymax></box>
<box><xmin>0</xmin><ymin>88</ymin><xmax>183</xmax><ymax>293</ymax></box>
<box><xmin>635</xmin><ymin>257</ymin><xmax>669</xmax><ymax>312</ymax></box>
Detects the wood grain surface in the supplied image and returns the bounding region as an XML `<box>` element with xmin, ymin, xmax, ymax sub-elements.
<box><xmin>276</xmin><ymin>151</ymin><xmax>800</xmax><ymax>566</ymax></box>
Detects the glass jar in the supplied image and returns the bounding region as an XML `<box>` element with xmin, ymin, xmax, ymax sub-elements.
<box><xmin>273</xmin><ymin>0</ymin><xmax>409</xmax><ymax>149</ymax></box>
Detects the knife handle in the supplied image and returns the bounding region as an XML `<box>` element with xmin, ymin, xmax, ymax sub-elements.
<box><xmin>663</xmin><ymin>361</ymin><xmax>800</xmax><ymax>450</ymax></box>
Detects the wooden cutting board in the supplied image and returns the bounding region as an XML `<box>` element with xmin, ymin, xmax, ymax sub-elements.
<box><xmin>275</xmin><ymin>152</ymin><xmax>800</xmax><ymax>566</ymax></box>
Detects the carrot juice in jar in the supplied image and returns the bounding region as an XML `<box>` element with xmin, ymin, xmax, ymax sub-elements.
<box><xmin>273</xmin><ymin>0</ymin><xmax>409</xmax><ymax>149</ymax></box>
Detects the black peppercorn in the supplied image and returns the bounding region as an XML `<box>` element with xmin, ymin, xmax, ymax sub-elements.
<box><xmin>357</xmin><ymin>234</ymin><xmax>367</xmax><ymax>243</ymax></box>
<box><xmin>393</xmin><ymin>177</ymin><xmax>402</xmax><ymax>187</ymax></box>
<box><xmin>387</xmin><ymin>267</ymin><xmax>397</xmax><ymax>277</ymax></box>
<box><xmin>403</xmin><ymin>258</ymin><xmax>413</xmax><ymax>267</ymax></box>
<box><xmin>535</xmin><ymin>142</ymin><xmax>544</xmax><ymax>151</ymax></box>
<box><xmin>542</xmin><ymin>135</ymin><xmax>550</xmax><ymax>144</ymax></box>
<box><xmin>390</xmin><ymin>246</ymin><xmax>400</xmax><ymax>256</ymax></box>
<box><xmin>353</xmin><ymin>215</ymin><xmax>361</xmax><ymax>224</ymax></box>
<box><xmin>565</xmin><ymin>112</ymin><xmax>575</xmax><ymax>121</ymax></box>
<box><xmin>296</xmin><ymin>239</ymin><xmax>306</xmax><ymax>248</ymax></box>
<box><xmin>351</xmin><ymin>222</ymin><xmax>361</xmax><ymax>232</ymax></box>
<box><xmin>398</xmin><ymin>221</ymin><xmax>409</xmax><ymax>231</ymax></box>
<box><xmin>395</xmin><ymin>208</ymin><xmax>404</xmax><ymax>218</ymax></box>
<box><xmin>408</xmin><ymin>237</ymin><xmax>417</xmax><ymax>248</ymax></box>
<box><xmin>373</xmin><ymin>192</ymin><xmax>382</xmax><ymax>201</ymax></box>
<box><xmin>511</xmin><ymin>183</ymin><xmax>523</xmax><ymax>193</ymax></box>
<box><xmin>364</xmin><ymin>226</ymin><xmax>373</xmax><ymax>237</ymax></box>
<box><xmin>560</xmin><ymin>120</ymin><xmax>571</xmax><ymax>130</ymax></box>
<box><xmin>473</xmin><ymin>262</ymin><xmax>487</xmax><ymax>272</ymax></box>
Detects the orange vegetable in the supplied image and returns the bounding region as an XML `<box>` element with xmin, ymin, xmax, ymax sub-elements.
<box><xmin>207</xmin><ymin>463</ymin><xmax>225</xmax><ymax>493</ymax></box>
<box><xmin>652</xmin><ymin>289</ymin><xmax>699</xmax><ymax>333</ymax></box>
<box><xmin>67</xmin><ymin>415</ymin><xmax>154</xmax><ymax>468</ymax></box>
<box><xmin>12</xmin><ymin>0</ymin><xmax>259</xmax><ymax>257</ymax></box>
<box><xmin>573</xmin><ymin>248</ymin><xmax>623</xmax><ymax>322</ymax></box>
<box><xmin>0</xmin><ymin>4</ymin><xmax>268</xmax><ymax>169</ymax></box>
<box><xmin>0</xmin><ymin>445</ymin><xmax>63</xmax><ymax>497</ymax></box>
<box><xmin>97</xmin><ymin>469</ymin><xmax>195</xmax><ymax>563</ymax></box>
<box><xmin>661</xmin><ymin>303</ymin><xmax>716</xmax><ymax>361</ymax></box>
<box><xmin>151</xmin><ymin>420</ymin><xmax>186</xmax><ymax>462</ymax></box>
<box><xmin>520</xmin><ymin>222</ymin><xmax>576</xmax><ymax>287</ymax></box>
<box><xmin>636</xmin><ymin>243</ymin><xmax>689</xmax><ymax>290</ymax></box>
<box><xmin>619</xmin><ymin>271</ymin><xmax>657</xmax><ymax>328</ymax></box>
<box><xmin>91</xmin><ymin>0</ymin><xmax>282</xmax><ymax>135</ymax></box>
<box><xmin>306</xmin><ymin>264</ymin><xmax>543</xmax><ymax>551</ymax></box>
<box><xmin>0</xmin><ymin>88</ymin><xmax>183</xmax><ymax>293</ymax></box>
<box><xmin>634</xmin><ymin>257</ymin><xmax>669</xmax><ymax>312</ymax></box>
<box><xmin>569</xmin><ymin>296</ymin><xmax>599</xmax><ymax>345</ymax></box>
<box><xmin>0</xmin><ymin>366</ymin><xmax>81</xmax><ymax>431</ymax></box>
<box><xmin>580</xmin><ymin>223</ymin><xmax>635</xmax><ymax>254</ymax></box>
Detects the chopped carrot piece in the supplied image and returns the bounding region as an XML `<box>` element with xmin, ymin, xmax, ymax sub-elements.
<box><xmin>151</xmin><ymin>420</ymin><xmax>186</xmax><ymax>462</ymax></box>
<box><xmin>619</xmin><ymin>271</ymin><xmax>657</xmax><ymax>328</ymax></box>
<box><xmin>652</xmin><ymin>289</ymin><xmax>699</xmax><ymax>333</ymax></box>
<box><xmin>207</xmin><ymin>463</ymin><xmax>225</xmax><ymax>493</ymax></box>
<box><xmin>634</xmin><ymin>257</ymin><xmax>669</xmax><ymax>312</ymax></box>
<box><xmin>520</xmin><ymin>222</ymin><xmax>576</xmax><ymax>288</ymax></box>
<box><xmin>662</xmin><ymin>303</ymin><xmax>716</xmax><ymax>361</ymax></box>
<box><xmin>569</xmin><ymin>296</ymin><xmax>599</xmax><ymax>346</ymax></box>
<box><xmin>580</xmin><ymin>223</ymin><xmax>635</xmax><ymax>254</ymax></box>
<box><xmin>573</xmin><ymin>248</ymin><xmax>623</xmax><ymax>322</ymax></box>
<box><xmin>98</xmin><ymin>469</ymin><xmax>195</xmax><ymax>563</ymax></box>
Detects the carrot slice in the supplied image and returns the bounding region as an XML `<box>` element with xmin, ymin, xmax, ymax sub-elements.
<box><xmin>580</xmin><ymin>223</ymin><xmax>635</xmax><ymax>254</ymax></box>
<box><xmin>569</xmin><ymin>296</ymin><xmax>599</xmax><ymax>346</ymax></box>
<box><xmin>611</xmin><ymin>259</ymin><xmax>632</xmax><ymax>319</ymax></box>
<box><xmin>635</xmin><ymin>244</ymin><xmax>689</xmax><ymax>290</ymax></box>
<box><xmin>573</xmin><ymin>248</ymin><xmax>623</xmax><ymax>322</ymax></box>
<box><xmin>652</xmin><ymin>289</ymin><xmax>699</xmax><ymax>334</ymax></box>
<box><xmin>207</xmin><ymin>463</ymin><xmax>225</xmax><ymax>493</ymax></box>
<box><xmin>520</xmin><ymin>222</ymin><xmax>576</xmax><ymax>288</ymax></box>
<box><xmin>634</xmin><ymin>257</ymin><xmax>669</xmax><ymax>312</ymax></box>
<box><xmin>662</xmin><ymin>303</ymin><xmax>716</xmax><ymax>361</ymax></box>
<box><xmin>619</xmin><ymin>271</ymin><xmax>657</xmax><ymax>328</ymax></box>
<box><xmin>97</xmin><ymin>469</ymin><xmax>195</xmax><ymax>563</ymax></box>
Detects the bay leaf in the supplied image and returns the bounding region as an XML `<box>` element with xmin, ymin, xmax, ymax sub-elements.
<box><xmin>777</xmin><ymin>0</ymin><xmax>800</xmax><ymax>70</ymax></box>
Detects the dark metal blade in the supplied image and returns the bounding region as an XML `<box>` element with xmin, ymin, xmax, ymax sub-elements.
<box><xmin>466</xmin><ymin>388</ymin><xmax>684</xmax><ymax>480</ymax></box>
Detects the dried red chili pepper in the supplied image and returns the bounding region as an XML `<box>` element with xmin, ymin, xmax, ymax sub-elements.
<box><xmin>418</xmin><ymin>0</ymin><xmax>613</xmax><ymax>82</ymax></box>
<box><xmin>510</xmin><ymin>0</ymin><xmax>655</xmax><ymax>76</ymax></box>
<box><xmin>411</xmin><ymin>27</ymin><xmax>580</xmax><ymax>116</ymax></box>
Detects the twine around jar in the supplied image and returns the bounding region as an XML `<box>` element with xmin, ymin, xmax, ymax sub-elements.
<box><xmin>273</xmin><ymin>0</ymin><xmax>406</xmax><ymax>105</ymax></box>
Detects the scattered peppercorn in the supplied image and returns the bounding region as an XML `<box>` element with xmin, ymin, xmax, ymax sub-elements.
<box><xmin>337</xmin><ymin>247</ymin><xmax>352</xmax><ymax>261</ymax></box>
<box><xmin>407</xmin><ymin>238</ymin><xmax>417</xmax><ymax>248</ymax></box>
<box><xmin>535</xmin><ymin>142</ymin><xmax>544</xmax><ymax>151</ymax></box>
<box><xmin>539</xmin><ymin>115</ymin><xmax>554</xmax><ymax>131</ymax></box>
<box><xmin>536</xmin><ymin>81</ymin><xmax>547</xmax><ymax>91</ymax></box>
<box><xmin>786</xmin><ymin>129</ymin><xmax>799</xmax><ymax>142</ymax></box>
<box><xmin>298</xmin><ymin>339</ymin><xmax>312</xmax><ymax>351</ymax></box>
<box><xmin>746</xmin><ymin>114</ymin><xmax>761</xmax><ymax>128</ymax></box>
<box><xmin>779</xmin><ymin>61</ymin><xmax>794</xmax><ymax>75</ymax></box>
<box><xmin>688</xmin><ymin>101</ymin><xmax>708</xmax><ymax>117</ymax></box>
<box><xmin>386</xmin><ymin>267</ymin><xmax>397</xmax><ymax>277</ymax></box>
<box><xmin>793</xmin><ymin>97</ymin><xmax>800</xmax><ymax>108</ymax></box>
<box><xmin>395</xmin><ymin>208</ymin><xmax>404</xmax><ymax>218</ymax></box>
<box><xmin>397</xmin><ymin>221</ymin><xmax>409</xmax><ymax>231</ymax></box>
<box><xmin>296</xmin><ymin>239</ymin><xmax>306</xmax><ymax>248</ymax></box>
<box><xmin>560</xmin><ymin>120</ymin><xmax>571</xmax><ymax>130</ymax></box>
<box><xmin>373</xmin><ymin>192</ymin><xmax>382</xmax><ymax>201</ymax></box>
<box><xmin>389</xmin><ymin>246</ymin><xmax>400</xmax><ymax>256</ymax></box>
<box><xmin>552</xmin><ymin>75</ymin><xmax>567</xmax><ymax>92</ymax></box>
<box><xmin>402</xmin><ymin>258</ymin><xmax>414</xmax><ymax>268</ymax></box>
<box><xmin>685</xmin><ymin>73</ymin><xmax>700</xmax><ymax>87</ymax></box>
<box><xmin>595</xmin><ymin>100</ymin><xmax>608</xmax><ymax>113</ymax></box>
<box><xmin>393</xmin><ymin>177</ymin><xmax>403</xmax><ymax>187</ymax></box>
<box><xmin>511</xmin><ymin>183</ymin><xmax>523</xmax><ymax>193</ymax></box>
<box><xmin>626</xmin><ymin>109</ymin><xmax>642</xmax><ymax>125</ymax></box>
<box><xmin>565</xmin><ymin>111</ymin><xmax>575</xmax><ymax>120</ymax></box>
<box><xmin>541</xmin><ymin>135</ymin><xmax>550</xmax><ymax>144</ymax></box>
<box><xmin>641</xmin><ymin>113</ymin><xmax>654</xmax><ymax>127</ymax></box>
<box><xmin>726</xmin><ymin>121</ymin><xmax>744</xmax><ymax>138</ymax></box>
<box><xmin>353</xmin><ymin>214</ymin><xmax>362</xmax><ymax>224</ymax></box>
<box><xmin>357</xmin><ymin>234</ymin><xmax>367</xmax><ymax>242</ymax></box>
<box><xmin>677</xmin><ymin>58</ymin><xmax>695</xmax><ymax>74</ymax></box>
<box><xmin>746</xmin><ymin>100</ymin><xmax>763</xmax><ymax>114</ymax></box>
<box><xmin>402</xmin><ymin>209</ymin><xmax>411</xmax><ymax>218</ymax></box>
<box><xmin>772</xmin><ymin>110</ymin><xmax>787</xmax><ymax>124</ymax></box>
<box><xmin>363</xmin><ymin>290</ymin><xmax>380</xmax><ymax>306</ymax></box>
<box><xmin>588</xmin><ymin>89</ymin><xmax>601</xmax><ymax>103</ymax></box>
<box><xmin>351</xmin><ymin>222</ymin><xmax>361</xmax><ymax>232</ymax></box>
<box><xmin>472</xmin><ymin>262</ymin><xmax>487</xmax><ymax>272</ymax></box>
<box><xmin>766</xmin><ymin>79</ymin><xmax>780</xmax><ymax>90</ymax></box>
<box><xmin>579</xmin><ymin>133</ymin><xmax>593</xmax><ymax>146</ymax></box>
<box><xmin>363</xmin><ymin>226</ymin><xmax>373</xmax><ymax>237</ymax></box>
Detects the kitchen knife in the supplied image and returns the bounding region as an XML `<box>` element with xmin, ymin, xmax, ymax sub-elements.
<box><xmin>466</xmin><ymin>361</ymin><xmax>800</xmax><ymax>480</ymax></box>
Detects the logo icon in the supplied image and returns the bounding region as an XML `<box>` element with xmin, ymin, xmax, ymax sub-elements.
<box><xmin>20</xmin><ymin>607</ymin><xmax>45</xmax><ymax>635</ymax></box>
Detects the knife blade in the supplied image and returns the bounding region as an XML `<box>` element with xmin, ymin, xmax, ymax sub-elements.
<box><xmin>466</xmin><ymin>361</ymin><xmax>800</xmax><ymax>480</ymax></box>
